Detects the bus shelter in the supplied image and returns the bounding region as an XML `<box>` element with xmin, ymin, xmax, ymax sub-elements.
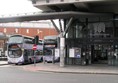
<box><xmin>0</xmin><ymin>11</ymin><xmax>118</xmax><ymax>66</ymax></box>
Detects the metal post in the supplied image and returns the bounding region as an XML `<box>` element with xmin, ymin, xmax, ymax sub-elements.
<box><xmin>60</xmin><ymin>35</ymin><xmax>65</xmax><ymax>67</ymax></box>
<box><xmin>113</xmin><ymin>15</ymin><xmax>116</xmax><ymax>37</ymax></box>
<box><xmin>59</xmin><ymin>19</ymin><xmax>63</xmax><ymax>32</ymax></box>
<box><xmin>59</xmin><ymin>18</ymin><xmax>73</xmax><ymax>67</ymax></box>
<box><xmin>63</xmin><ymin>17</ymin><xmax>73</xmax><ymax>36</ymax></box>
<box><xmin>52</xmin><ymin>49</ymin><xmax>55</xmax><ymax>64</ymax></box>
<box><xmin>34</xmin><ymin>51</ymin><xmax>36</xmax><ymax>66</ymax></box>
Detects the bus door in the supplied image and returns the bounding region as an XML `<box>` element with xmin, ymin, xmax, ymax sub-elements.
<box><xmin>23</xmin><ymin>50</ymin><xmax>29</xmax><ymax>62</ymax></box>
<box><xmin>91</xmin><ymin>45</ymin><xmax>108</xmax><ymax>64</ymax></box>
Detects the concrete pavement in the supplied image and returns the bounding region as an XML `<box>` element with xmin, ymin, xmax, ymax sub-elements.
<box><xmin>0</xmin><ymin>61</ymin><xmax>118</xmax><ymax>75</ymax></box>
<box><xmin>0</xmin><ymin>61</ymin><xmax>8</xmax><ymax>65</ymax></box>
<box><xmin>23</xmin><ymin>62</ymin><xmax>118</xmax><ymax>75</ymax></box>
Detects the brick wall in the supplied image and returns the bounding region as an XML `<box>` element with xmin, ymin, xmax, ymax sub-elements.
<box><xmin>0</xmin><ymin>27</ymin><xmax>58</xmax><ymax>39</ymax></box>
<box><xmin>0</xmin><ymin>27</ymin><xmax>58</xmax><ymax>52</ymax></box>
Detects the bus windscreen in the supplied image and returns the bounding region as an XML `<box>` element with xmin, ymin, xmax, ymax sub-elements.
<box><xmin>8</xmin><ymin>36</ymin><xmax>23</xmax><ymax>43</ymax></box>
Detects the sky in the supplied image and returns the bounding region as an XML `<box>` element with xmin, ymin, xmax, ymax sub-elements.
<box><xmin>0</xmin><ymin>0</ymin><xmax>61</xmax><ymax>29</ymax></box>
<box><xmin>0</xmin><ymin>0</ymin><xmax>41</xmax><ymax>15</ymax></box>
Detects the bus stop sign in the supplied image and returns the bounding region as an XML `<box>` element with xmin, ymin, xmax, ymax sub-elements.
<box><xmin>33</xmin><ymin>44</ymin><xmax>37</xmax><ymax>50</ymax></box>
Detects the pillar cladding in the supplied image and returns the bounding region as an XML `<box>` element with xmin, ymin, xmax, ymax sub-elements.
<box><xmin>60</xmin><ymin>37</ymin><xmax>65</xmax><ymax>67</ymax></box>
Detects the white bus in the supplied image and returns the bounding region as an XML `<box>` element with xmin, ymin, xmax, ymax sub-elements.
<box><xmin>7</xmin><ymin>34</ymin><xmax>43</xmax><ymax>65</ymax></box>
<box><xmin>43</xmin><ymin>35</ymin><xmax>59</xmax><ymax>63</ymax></box>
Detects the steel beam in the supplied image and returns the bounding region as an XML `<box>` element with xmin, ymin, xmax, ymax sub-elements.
<box><xmin>63</xmin><ymin>17</ymin><xmax>73</xmax><ymax>36</ymax></box>
<box><xmin>50</xmin><ymin>20</ymin><xmax>60</xmax><ymax>34</ymax></box>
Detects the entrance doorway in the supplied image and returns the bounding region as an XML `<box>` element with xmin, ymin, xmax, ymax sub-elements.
<box><xmin>91</xmin><ymin>45</ymin><xmax>108</xmax><ymax>64</ymax></box>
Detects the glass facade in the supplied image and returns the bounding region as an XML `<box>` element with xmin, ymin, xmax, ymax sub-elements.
<box><xmin>65</xmin><ymin>17</ymin><xmax>118</xmax><ymax>66</ymax></box>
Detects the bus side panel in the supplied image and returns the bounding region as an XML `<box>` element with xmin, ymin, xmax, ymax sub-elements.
<box><xmin>22</xmin><ymin>44</ymin><xmax>33</xmax><ymax>50</ymax></box>
<box><xmin>7</xmin><ymin>55</ymin><xmax>24</xmax><ymax>64</ymax></box>
<box><xmin>22</xmin><ymin>44</ymin><xmax>43</xmax><ymax>63</ymax></box>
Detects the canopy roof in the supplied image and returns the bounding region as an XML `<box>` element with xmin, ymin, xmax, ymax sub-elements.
<box><xmin>0</xmin><ymin>11</ymin><xmax>113</xmax><ymax>23</ymax></box>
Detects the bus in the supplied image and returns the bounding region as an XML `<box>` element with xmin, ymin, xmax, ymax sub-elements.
<box><xmin>43</xmin><ymin>35</ymin><xmax>59</xmax><ymax>63</ymax></box>
<box><xmin>7</xmin><ymin>34</ymin><xmax>43</xmax><ymax>64</ymax></box>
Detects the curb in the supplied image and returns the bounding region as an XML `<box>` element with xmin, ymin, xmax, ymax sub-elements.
<box><xmin>37</xmin><ymin>70</ymin><xmax>118</xmax><ymax>75</ymax></box>
<box><xmin>23</xmin><ymin>66</ymin><xmax>118</xmax><ymax>75</ymax></box>
<box><xmin>0</xmin><ymin>63</ymin><xmax>8</xmax><ymax>66</ymax></box>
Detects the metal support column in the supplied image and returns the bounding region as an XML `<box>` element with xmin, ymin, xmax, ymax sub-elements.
<box><xmin>60</xmin><ymin>34</ymin><xmax>65</xmax><ymax>67</ymax></box>
<box><xmin>63</xmin><ymin>17</ymin><xmax>73</xmax><ymax>36</ymax></box>
<box><xmin>60</xmin><ymin>17</ymin><xmax>73</xmax><ymax>67</ymax></box>
<box><xmin>50</xmin><ymin>17</ymin><xmax>73</xmax><ymax>67</ymax></box>
<box><xmin>113</xmin><ymin>15</ymin><xmax>116</xmax><ymax>37</ymax></box>
<box><xmin>59</xmin><ymin>19</ymin><xmax>63</xmax><ymax>32</ymax></box>
<box><xmin>50</xmin><ymin>20</ymin><xmax>60</xmax><ymax>34</ymax></box>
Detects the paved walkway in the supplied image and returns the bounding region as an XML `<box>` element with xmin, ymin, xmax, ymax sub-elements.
<box><xmin>0</xmin><ymin>61</ymin><xmax>8</xmax><ymax>65</ymax></box>
<box><xmin>0</xmin><ymin>61</ymin><xmax>118</xmax><ymax>75</ymax></box>
<box><xmin>23</xmin><ymin>62</ymin><xmax>118</xmax><ymax>75</ymax></box>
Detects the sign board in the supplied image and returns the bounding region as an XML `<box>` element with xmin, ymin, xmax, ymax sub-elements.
<box><xmin>69</xmin><ymin>49</ymin><xmax>75</xmax><ymax>57</ymax></box>
<box><xmin>69</xmin><ymin>48</ymin><xmax>81</xmax><ymax>58</ymax></box>
<box><xmin>32</xmin><ymin>44</ymin><xmax>37</xmax><ymax>50</ymax></box>
<box><xmin>55</xmin><ymin>48</ymin><xmax>60</xmax><ymax>57</ymax></box>
<box><xmin>75</xmin><ymin>48</ymin><xmax>81</xmax><ymax>58</ymax></box>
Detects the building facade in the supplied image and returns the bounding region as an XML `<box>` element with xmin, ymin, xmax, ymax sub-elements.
<box><xmin>0</xmin><ymin>27</ymin><xmax>58</xmax><ymax>39</ymax></box>
<box><xmin>0</xmin><ymin>21</ymin><xmax>58</xmax><ymax>39</ymax></box>
<box><xmin>31</xmin><ymin>0</ymin><xmax>118</xmax><ymax>66</ymax></box>
<box><xmin>65</xmin><ymin>17</ymin><xmax>118</xmax><ymax>66</ymax></box>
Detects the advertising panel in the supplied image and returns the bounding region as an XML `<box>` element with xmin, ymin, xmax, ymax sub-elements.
<box><xmin>69</xmin><ymin>48</ymin><xmax>81</xmax><ymax>58</ymax></box>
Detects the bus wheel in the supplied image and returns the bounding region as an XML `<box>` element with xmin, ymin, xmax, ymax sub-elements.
<box><xmin>15</xmin><ymin>63</ymin><xmax>18</xmax><ymax>65</ymax></box>
<box><xmin>22</xmin><ymin>62</ymin><xmax>27</xmax><ymax>65</ymax></box>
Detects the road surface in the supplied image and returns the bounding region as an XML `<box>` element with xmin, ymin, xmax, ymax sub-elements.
<box><xmin>0</xmin><ymin>65</ymin><xmax>118</xmax><ymax>83</ymax></box>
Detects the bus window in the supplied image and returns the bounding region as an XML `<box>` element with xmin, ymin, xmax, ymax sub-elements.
<box><xmin>44</xmin><ymin>49</ymin><xmax>52</xmax><ymax>55</ymax></box>
<box><xmin>8</xmin><ymin>49</ymin><xmax>22</xmax><ymax>58</ymax></box>
<box><xmin>8</xmin><ymin>36</ymin><xmax>23</xmax><ymax>43</ymax></box>
<box><xmin>35</xmin><ymin>50</ymin><xmax>43</xmax><ymax>56</ymax></box>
